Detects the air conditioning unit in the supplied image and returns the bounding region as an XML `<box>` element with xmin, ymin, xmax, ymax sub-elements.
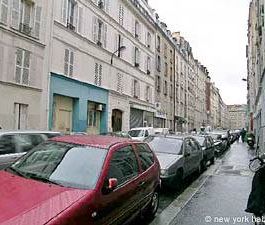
<box><xmin>96</xmin><ymin>104</ymin><xmax>103</xmax><ymax>111</ymax></box>
<box><xmin>155</xmin><ymin>102</ymin><xmax>161</xmax><ymax>110</ymax></box>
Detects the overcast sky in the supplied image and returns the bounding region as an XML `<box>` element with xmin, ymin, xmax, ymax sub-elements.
<box><xmin>148</xmin><ymin>0</ymin><xmax>250</xmax><ymax>105</ymax></box>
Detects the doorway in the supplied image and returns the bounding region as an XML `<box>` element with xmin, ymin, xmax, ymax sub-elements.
<box><xmin>112</xmin><ymin>109</ymin><xmax>123</xmax><ymax>132</ymax></box>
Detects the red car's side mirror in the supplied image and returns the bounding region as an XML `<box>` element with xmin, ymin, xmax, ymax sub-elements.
<box><xmin>108</xmin><ymin>178</ymin><xmax>118</xmax><ymax>191</ymax></box>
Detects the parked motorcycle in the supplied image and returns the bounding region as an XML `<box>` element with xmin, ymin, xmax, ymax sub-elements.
<box><xmin>247</xmin><ymin>135</ymin><xmax>255</xmax><ymax>148</ymax></box>
<box><xmin>246</xmin><ymin>154</ymin><xmax>265</xmax><ymax>224</ymax></box>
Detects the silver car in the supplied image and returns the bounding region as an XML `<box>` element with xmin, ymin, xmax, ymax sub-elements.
<box><xmin>146</xmin><ymin>135</ymin><xmax>203</xmax><ymax>188</ymax></box>
<box><xmin>0</xmin><ymin>130</ymin><xmax>61</xmax><ymax>169</ymax></box>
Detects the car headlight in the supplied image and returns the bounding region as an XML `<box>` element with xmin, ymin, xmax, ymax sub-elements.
<box><xmin>160</xmin><ymin>169</ymin><xmax>168</xmax><ymax>176</ymax></box>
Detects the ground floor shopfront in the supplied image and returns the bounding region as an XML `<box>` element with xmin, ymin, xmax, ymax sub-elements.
<box><xmin>129</xmin><ymin>102</ymin><xmax>155</xmax><ymax>129</ymax></box>
<box><xmin>49</xmin><ymin>73</ymin><xmax>108</xmax><ymax>134</ymax></box>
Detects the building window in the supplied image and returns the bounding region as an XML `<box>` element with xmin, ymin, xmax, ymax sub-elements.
<box><xmin>117</xmin><ymin>73</ymin><xmax>123</xmax><ymax>93</ymax></box>
<box><xmin>170</xmin><ymin>84</ymin><xmax>173</xmax><ymax>98</ymax></box>
<box><xmin>0</xmin><ymin>0</ymin><xmax>8</xmax><ymax>24</ymax></box>
<box><xmin>10</xmin><ymin>0</ymin><xmax>42</xmax><ymax>38</ymax></box>
<box><xmin>146</xmin><ymin>32</ymin><xmax>151</xmax><ymax>48</ymax></box>
<box><xmin>134</xmin><ymin>47</ymin><xmax>140</xmax><ymax>67</ymax></box>
<box><xmin>170</xmin><ymin>67</ymin><xmax>173</xmax><ymax>81</ymax></box>
<box><xmin>118</xmin><ymin>4</ymin><xmax>124</xmax><ymax>26</ymax></box>
<box><xmin>157</xmin><ymin>35</ymin><xmax>160</xmax><ymax>52</ymax></box>
<box><xmin>15</xmin><ymin>48</ymin><xmax>30</xmax><ymax>85</ymax></box>
<box><xmin>64</xmin><ymin>49</ymin><xmax>74</xmax><ymax>77</ymax></box>
<box><xmin>92</xmin><ymin>17</ymin><xmax>107</xmax><ymax>48</ymax></box>
<box><xmin>164</xmin><ymin>62</ymin><xmax>168</xmax><ymax>76</ymax></box>
<box><xmin>88</xmin><ymin>102</ymin><xmax>97</xmax><ymax>127</ymax></box>
<box><xmin>146</xmin><ymin>85</ymin><xmax>151</xmax><ymax>102</ymax></box>
<box><xmin>146</xmin><ymin>56</ymin><xmax>151</xmax><ymax>74</ymax></box>
<box><xmin>170</xmin><ymin>50</ymin><xmax>173</xmax><ymax>63</ymax></box>
<box><xmin>135</xmin><ymin>20</ymin><xmax>140</xmax><ymax>39</ymax></box>
<box><xmin>164</xmin><ymin>81</ymin><xmax>168</xmax><ymax>96</ymax></box>
<box><xmin>116</xmin><ymin>34</ymin><xmax>124</xmax><ymax>58</ymax></box>
<box><xmin>94</xmin><ymin>62</ymin><xmax>102</xmax><ymax>86</ymax></box>
<box><xmin>132</xmin><ymin>79</ymin><xmax>140</xmax><ymax>98</ymax></box>
<box><xmin>156</xmin><ymin>76</ymin><xmax>161</xmax><ymax>92</ymax></box>
<box><xmin>14</xmin><ymin>103</ymin><xmax>28</xmax><ymax>130</ymax></box>
<box><xmin>164</xmin><ymin>44</ymin><xmax>167</xmax><ymax>58</ymax></box>
<box><xmin>156</xmin><ymin>55</ymin><xmax>161</xmax><ymax>72</ymax></box>
<box><xmin>96</xmin><ymin>0</ymin><xmax>109</xmax><ymax>12</ymax></box>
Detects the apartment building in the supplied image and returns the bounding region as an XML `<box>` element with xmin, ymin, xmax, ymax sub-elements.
<box><xmin>48</xmin><ymin>0</ymin><xmax>156</xmax><ymax>133</ymax></box>
<box><xmin>154</xmin><ymin>21</ymin><xmax>175</xmax><ymax>130</ymax></box>
<box><xmin>0</xmin><ymin>0</ymin><xmax>50</xmax><ymax>130</ymax></box>
<box><xmin>247</xmin><ymin>0</ymin><xmax>265</xmax><ymax>152</ymax></box>
<box><xmin>227</xmin><ymin>104</ymin><xmax>247</xmax><ymax>130</ymax></box>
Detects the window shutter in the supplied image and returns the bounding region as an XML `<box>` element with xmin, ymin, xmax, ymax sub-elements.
<box><xmin>105</xmin><ymin>0</ymin><xmax>109</xmax><ymax>13</ymax></box>
<box><xmin>145</xmin><ymin>56</ymin><xmax>147</xmax><ymax>71</ymax></box>
<box><xmin>73</xmin><ymin>4</ymin><xmax>78</xmax><ymax>30</ymax></box>
<box><xmin>137</xmin><ymin>81</ymin><xmax>140</xmax><ymax>98</ymax></box>
<box><xmin>138</xmin><ymin>23</ymin><xmax>141</xmax><ymax>40</ymax></box>
<box><xmin>131</xmin><ymin>17</ymin><xmax>135</xmax><ymax>36</ymax></box>
<box><xmin>22</xmin><ymin>51</ymin><xmax>30</xmax><ymax>85</ymax></box>
<box><xmin>131</xmin><ymin>79</ymin><xmax>134</xmax><ymax>96</ymax></box>
<box><xmin>98</xmin><ymin>64</ymin><xmax>102</xmax><ymax>86</ymax></box>
<box><xmin>77</xmin><ymin>6</ymin><xmax>83</xmax><ymax>34</ymax></box>
<box><xmin>94</xmin><ymin>63</ymin><xmax>99</xmax><ymax>85</ymax></box>
<box><xmin>145</xmin><ymin>86</ymin><xmax>148</xmax><ymax>100</ymax></box>
<box><xmin>69</xmin><ymin>51</ymin><xmax>74</xmax><ymax>77</ymax></box>
<box><xmin>103</xmin><ymin>23</ymin><xmax>107</xmax><ymax>48</ymax></box>
<box><xmin>64</xmin><ymin>49</ymin><xmax>69</xmax><ymax>75</ymax></box>
<box><xmin>0</xmin><ymin>0</ymin><xmax>8</xmax><ymax>24</ymax></box>
<box><xmin>92</xmin><ymin>16</ymin><xmax>98</xmax><ymax>43</ymax></box>
<box><xmin>33</xmin><ymin>6</ymin><xmax>41</xmax><ymax>38</ymax></box>
<box><xmin>15</xmin><ymin>49</ymin><xmax>22</xmax><ymax>83</ymax></box>
<box><xmin>11</xmin><ymin>0</ymin><xmax>20</xmax><ymax>29</ymax></box>
<box><xmin>62</xmin><ymin>0</ymin><xmax>68</xmax><ymax>24</ymax></box>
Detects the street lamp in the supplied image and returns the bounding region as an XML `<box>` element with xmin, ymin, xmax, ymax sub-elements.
<box><xmin>111</xmin><ymin>46</ymin><xmax>126</xmax><ymax>65</ymax></box>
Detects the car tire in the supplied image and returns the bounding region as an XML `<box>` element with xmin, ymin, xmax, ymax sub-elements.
<box><xmin>201</xmin><ymin>159</ymin><xmax>207</xmax><ymax>171</ymax></box>
<box><xmin>210</xmin><ymin>156</ymin><xmax>215</xmax><ymax>165</ymax></box>
<box><xmin>173</xmin><ymin>169</ymin><xmax>183</xmax><ymax>190</ymax></box>
<box><xmin>144</xmin><ymin>190</ymin><xmax>159</xmax><ymax>219</ymax></box>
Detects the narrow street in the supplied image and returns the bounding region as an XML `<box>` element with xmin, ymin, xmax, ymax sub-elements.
<box><xmin>150</xmin><ymin>142</ymin><xmax>257</xmax><ymax>225</ymax></box>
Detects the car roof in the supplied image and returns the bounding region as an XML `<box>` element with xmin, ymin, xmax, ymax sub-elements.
<box><xmin>51</xmin><ymin>135</ymin><xmax>136</xmax><ymax>149</ymax></box>
<box><xmin>0</xmin><ymin>130</ymin><xmax>61</xmax><ymax>135</ymax></box>
<box><xmin>130</xmin><ymin>127</ymin><xmax>153</xmax><ymax>130</ymax></box>
<box><xmin>148</xmin><ymin>134</ymin><xmax>185</xmax><ymax>141</ymax></box>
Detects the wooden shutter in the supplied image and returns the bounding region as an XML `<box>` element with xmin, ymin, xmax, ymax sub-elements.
<box><xmin>33</xmin><ymin>6</ymin><xmax>41</xmax><ymax>38</ymax></box>
<box><xmin>11</xmin><ymin>0</ymin><xmax>20</xmax><ymax>29</ymax></box>
<box><xmin>103</xmin><ymin>23</ymin><xmax>107</xmax><ymax>48</ymax></box>
<box><xmin>0</xmin><ymin>0</ymin><xmax>8</xmax><ymax>24</ymax></box>
<box><xmin>69</xmin><ymin>51</ymin><xmax>74</xmax><ymax>77</ymax></box>
<box><xmin>22</xmin><ymin>50</ymin><xmax>30</xmax><ymax>85</ymax></box>
<box><xmin>137</xmin><ymin>81</ymin><xmax>140</xmax><ymax>98</ymax></box>
<box><xmin>94</xmin><ymin>62</ymin><xmax>98</xmax><ymax>85</ymax></box>
<box><xmin>62</xmin><ymin>0</ymin><xmax>68</xmax><ymax>24</ymax></box>
<box><xmin>92</xmin><ymin>16</ymin><xmax>98</xmax><ymax>43</ymax></box>
<box><xmin>98</xmin><ymin>64</ymin><xmax>102</xmax><ymax>86</ymax></box>
<box><xmin>77</xmin><ymin>6</ymin><xmax>83</xmax><ymax>34</ymax></box>
<box><xmin>131</xmin><ymin>17</ymin><xmax>135</xmax><ymax>36</ymax></box>
<box><xmin>104</xmin><ymin>0</ymin><xmax>109</xmax><ymax>13</ymax></box>
<box><xmin>64</xmin><ymin>49</ymin><xmax>69</xmax><ymax>75</ymax></box>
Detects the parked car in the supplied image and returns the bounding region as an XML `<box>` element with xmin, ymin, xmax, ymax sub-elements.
<box><xmin>145</xmin><ymin>135</ymin><xmax>203</xmax><ymax>188</ymax></box>
<box><xmin>128</xmin><ymin>127</ymin><xmax>155</xmax><ymax>141</ymax></box>
<box><xmin>0</xmin><ymin>135</ymin><xmax>160</xmax><ymax>225</ymax></box>
<box><xmin>208</xmin><ymin>131</ymin><xmax>229</xmax><ymax>156</ymax></box>
<box><xmin>0</xmin><ymin>130</ymin><xmax>61</xmax><ymax>169</ymax></box>
<box><xmin>192</xmin><ymin>135</ymin><xmax>215</xmax><ymax>169</ymax></box>
<box><xmin>101</xmin><ymin>131</ymin><xmax>132</xmax><ymax>138</ymax></box>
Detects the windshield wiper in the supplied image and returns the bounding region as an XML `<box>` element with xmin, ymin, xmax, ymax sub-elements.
<box><xmin>27</xmin><ymin>173</ymin><xmax>64</xmax><ymax>187</ymax></box>
<box><xmin>5</xmin><ymin>167</ymin><xmax>29</xmax><ymax>179</ymax></box>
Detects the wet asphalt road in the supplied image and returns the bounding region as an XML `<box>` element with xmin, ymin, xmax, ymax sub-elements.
<box><xmin>137</xmin><ymin>142</ymin><xmax>257</xmax><ymax>225</ymax></box>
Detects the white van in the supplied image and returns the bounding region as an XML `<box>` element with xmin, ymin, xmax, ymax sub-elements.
<box><xmin>128</xmin><ymin>127</ymin><xmax>155</xmax><ymax>141</ymax></box>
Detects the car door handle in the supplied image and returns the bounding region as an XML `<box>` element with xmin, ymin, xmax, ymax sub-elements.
<box><xmin>138</xmin><ymin>181</ymin><xmax>146</xmax><ymax>187</ymax></box>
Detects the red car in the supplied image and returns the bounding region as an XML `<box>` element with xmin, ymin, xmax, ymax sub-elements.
<box><xmin>0</xmin><ymin>135</ymin><xmax>160</xmax><ymax>225</ymax></box>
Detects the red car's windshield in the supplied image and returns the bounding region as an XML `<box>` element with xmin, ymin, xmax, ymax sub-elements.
<box><xmin>9</xmin><ymin>141</ymin><xmax>107</xmax><ymax>190</ymax></box>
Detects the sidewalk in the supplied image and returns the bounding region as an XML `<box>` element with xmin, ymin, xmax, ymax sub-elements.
<box><xmin>151</xmin><ymin>142</ymin><xmax>256</xmax><ymax>225</ymax></box>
